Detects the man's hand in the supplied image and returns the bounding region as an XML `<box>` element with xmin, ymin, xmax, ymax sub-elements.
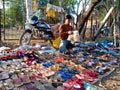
<box><xmin>68</xmin><ymin>31</ymin><xmax>73</xmax><ymax>34</ymax></box>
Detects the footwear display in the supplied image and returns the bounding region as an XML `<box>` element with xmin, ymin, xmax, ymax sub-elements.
<box><xmin>0</xmin><ymin>40</ymin><xmax>119</xmax><ymax>89</ymax></box>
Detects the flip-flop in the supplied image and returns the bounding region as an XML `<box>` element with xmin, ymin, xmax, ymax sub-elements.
<box><xmin>33</xmin><ymin>81</ymin><xmax>46</xmax><ymax>90</ymax></box>
<box><xmin>21</xmin><ymin>75</ymin><xmax>31</xmax><ymax>84</ymax></box>
<box><xmin>12</xmin><ymin>74</ymin><xmax>23</xmax><ymax>87</ymax></box>
<box><xmin>44</xmin><ymin>83</ymin><xmax>55</xmax><ymax>90</ymax></box>
<box><xmin>18</xmin><ymin>85</ymin><xmax>28</xmax><ymax>90</ymax></box>
<box><xmin>4</xmin><ymin>79</ymin><xmax>14</xmax><ymax>90</ymax></box>
<box><xmin>0</xmin><ymin>81</ymin><xmax>5</xmax><ymax>90</ymax></box>
<box><xmin>29</xmin><ymin>72</ymin><xmax>37</xmax><ymax>82</ymax></box>
<box><xmin>57</xmin><ymin>86</ymin><xmax>65</xmax><ymax>90</ymax></box>
<box><xmin>0</xmin><ymin>72</ymin><xmax>9</xmax><ymax>80</ymax></box>
<box><xmin>25</xmin><ymin>83</ymin><xmax>37</xmax><ymax>90</ymax></box>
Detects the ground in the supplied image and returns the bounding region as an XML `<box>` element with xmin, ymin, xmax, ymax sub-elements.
<box><xmin>97</xmin><ymin>66</ymin><xmax>120</xmax><ymax>90</ymax></box>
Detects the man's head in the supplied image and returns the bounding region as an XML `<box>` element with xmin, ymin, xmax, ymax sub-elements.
<box><xmin>65</xmin><ymin>14</ymin><xmax>72</xmax><ymax>25</ymax></box>
<box><xmin>66</xmin><ymin>14</ymin><xmax>72</xmax><ymax>19</ymax></box>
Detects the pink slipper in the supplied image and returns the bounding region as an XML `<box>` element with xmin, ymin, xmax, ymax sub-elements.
<box><xmin>57</xmin><ymin>86</ymin><xmax>65</xmax><ymax>90</ymax></box>
<box><xmin>26</xmin><ymin>83</ymin><xmax>37</xmax><ymax>90</ymax></box>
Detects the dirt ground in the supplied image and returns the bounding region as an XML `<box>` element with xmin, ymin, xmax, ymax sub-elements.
<box><xmin>96</xmin><ymin>66</ymin><xmax>120</xmax><ymax>90</ymax></box>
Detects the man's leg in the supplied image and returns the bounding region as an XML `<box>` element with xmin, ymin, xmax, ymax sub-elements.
<box><xmin>59</xmin><ymin>40</ymin><xmax>68</xmax><ymax>53</ymax></box>
<box><xmin>66</xmin><ymin>40</ymin><xmax>74</xmax><ymax>50</ymax></box>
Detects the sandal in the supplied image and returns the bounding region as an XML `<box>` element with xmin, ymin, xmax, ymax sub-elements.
<box><xmin>44</xmin><ymin>83</ymin><xmax>55</xmax><ymax>90</ymax></box>
<box><xmin>0</xmin><ymin>72</ymin><xmax>9</xmax><ymax>80</ymax></box>
<box><xmin>21</xmin><ymin>75</ymin><xmax>31</xmax><ymax>84</ymax></box>
<box><xmin>12</xmin><ymin>74</ymin><xmax>23</xmax><ymax>87</ymax></box>
<box><xmin>35</xmin><ymin>84</ymin><xmax>46</xmax><ymax>90</ymax></box>
<box><xmin>0</xmin><ymin>81</ymin><xmax>5</xmax><ymax>90</ymax></box>
<box><xmin>29</xmin><ymin>72</ymin><xmax>37</xmax><ymax>82</ymax></box>
<box><xmin>25</xmin><ymin>83</ymin><xmax>37</xmax><ymax>90</ymax></box>
<box><xmin>4</xmin><ymin>79</ymin><xmax>14</xmax><ymax>90</ymax></box>
<box><xmin>57</xmin><ymin>86</ymin><xmax>65</xmax><ymax>90</ymax></box>
<box><xmin>33</xmin><ymin>81</ymin><xmax>44</xmax><ymax>89</ymax></box>
<box><xmin>18</xmin><ymin>85</ymin><xmax>27</xmax><ymax>90</ymax></box>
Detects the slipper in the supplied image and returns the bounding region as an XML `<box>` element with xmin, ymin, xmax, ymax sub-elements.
<box><xmin>39</xmin><ymin>78</ymin><xmax>49</xmax><ymax>84</ymax></box>
<box><xmin>57</xmin><ymin>86</ymin><xmax>65</xmax><ymax>90</ymax></box>
<box><xmin>12</xmin><ymin>87</ymin><xmax>19</xmax><ymax>90</ymax></box>
<box><xmin>29</xmin><ymin>72</ymin><xmax>37</xmax><ymax>82</ymax></box>
<box><xmin>0</xmin><ymin>81</ymin><xmax>4</xmax><ymax>89</ymax></box>
<box><xmin>0</xmin><ymin>67</ymin><xmax>3</xmax><ymax>72</ymax></box>
<box><xmin>9</xmin><ymin>69</ymin><xmax>16</xmax><ymax>74</ymax></box>
<box><xmin>36</xmin><ymin>72</ymin><xmax>43</xmax><ymax>80</ymax></box>
<box><xmin>33</xmin><ymin>81</ymin><xmax>46</xmax><ymax>90</ymax></box>
<box><xmin>35</xmin><ymin>84</ymin><xmax>46</xmax><ymax>90</ymax></box>
<box><xmin>12</xmin><ymin>78</ymin><xmax>23</xmax><ymax>87</ymax></box>
<box><xmin>4</xmin><ymin>79</ymin><xmax>14</xmax><ymax>90</ymax></box>
<box><xmin>25</xmin><ymin>83</ymin><xmax>37</xmax><ymax>90</ymax></box>
<box><xmin>44</xmin><ymin>83</ymin><xmax>55</xmax><ymax>90</ymax></box>
<box><xmin>75</xmin><ymin>65</ymin><xmax>85</xmax><ymax>72</ymax></box>
<box><xmin>21</xmin><ymin>75</ymin><xmax>31</xmax><ymax>84</ymax></box>
<box><xmin>12</xmin><ymin>74</ymin><xmax>23</xmax><ymax>87</ymax></box>
<box><xmin>49</xmin><ymin>65</ymin><xmax>60</xmax><ymax>72</ymax></box>
<box><xmin>18</xmin><ymin>85</ymin><xmax>27</xmax><ymax>90</ymax></box>
<box><xmin>0</xmin><ymin>72</ymin><xmax>9</xmax><ymax>80</ymax></box>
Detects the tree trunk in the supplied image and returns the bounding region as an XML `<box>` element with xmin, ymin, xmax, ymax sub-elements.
<box><xmin>78</xmin><ymin>0</ymin><xmax>102</xmax><ymax>34</ymax></box>
<box><xmin>25</xmin><ymin>0</ymin><xmax>33</xmax><ymax>22</ymax></box>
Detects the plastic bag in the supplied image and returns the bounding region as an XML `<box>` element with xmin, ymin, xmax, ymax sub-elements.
<box><xmin>84</xmin><ymin>82</ymin><xmax>103</xmax><ymax>90</ymax></box>
<box><xmin>52</xmin><ymin>37</ymin><xmax>60</xmax><ymax>48</ymax></box>
<box><xmin>67</xmin><ymin>30</ymin><xmax>80</xmax><ymax>43</ymax></box>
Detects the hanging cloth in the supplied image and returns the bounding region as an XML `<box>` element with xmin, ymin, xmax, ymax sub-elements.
<box><xmin>47</xmin><ymin>8</ymin><xmax>55</xmax><ymax>17</ymax></box>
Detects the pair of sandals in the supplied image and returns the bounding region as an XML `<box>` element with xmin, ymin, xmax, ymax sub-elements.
<box><xmin>75</xmin><ymin>73</ymin><xmax>96</xmax><ymax>83</ymax></box>
<box><xmin>12</xmin><ymin>74</ymin><xmax>30</xmax><ymax>87</ymax></box>
<box><xmin>13</xmin><ymin>83</ymin><xmax>37</xmax><ymax>90</ymax></box>
<box><xmin>33</xmin><ymin>80</ymin><xmax>55</xmax><ymax>90</ymax></box>
<box><xmin>49</xmin><ymin>64</ymin><xmax>60</xmax><ymax>72</ymax></box>
<box><xmin>40</xmin><ymin>68</ymin><xmax>55</xmax><ymax>77</ymax></box>
<box><xmin>63</xmin><ymin>77</ymin><xmax>84</xmax><ymax>90</ymax></box>
<box><xmin>96</xmin><ymin>65</ymin><xmax>111</xmax><ymax>75</ymax></box>
<box><xmin>3</xmin><ymin>79</ymin><xmax>15</xmax><ymax>90</ymax></box>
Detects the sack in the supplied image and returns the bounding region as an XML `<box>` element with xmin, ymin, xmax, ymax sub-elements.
<box><xmin>67</xmin><ymin>34</ymin><xmax>74</xmax><ymax>43</ymax></box>
<box><xmin>52</xmin><ymin>37</ymin><xmax>60</xmax><ymax>48</ymax></box>
<box><xmin>67</xmin><ymin>30</ymin><xmax>80</xmax><ymax>43</ymax></box>
<box><xmin>73</xmin><ymin>30</ymin><xmax>80</xmax><ymax>42</ymax></box>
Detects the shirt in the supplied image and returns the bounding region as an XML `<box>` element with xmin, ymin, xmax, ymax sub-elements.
<box><xmin>59</xmin><ymin>24</ymin><xmax>73</xmax><ymax>40</ymax></box>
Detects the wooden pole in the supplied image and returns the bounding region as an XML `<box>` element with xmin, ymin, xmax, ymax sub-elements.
<box><xmin>90</xmin><ymin>15</ymin><xmax>93</xmax><ymax>38</ymax></box>
<box><xmin>113</xmin><ymin>19</ymin><xmax>116</xmax><ymax>47</ymax></box>
<box><xmin>93</xmin><ymin>7</ymin><xmax>114</xmax><ymax>40</ymax></box>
